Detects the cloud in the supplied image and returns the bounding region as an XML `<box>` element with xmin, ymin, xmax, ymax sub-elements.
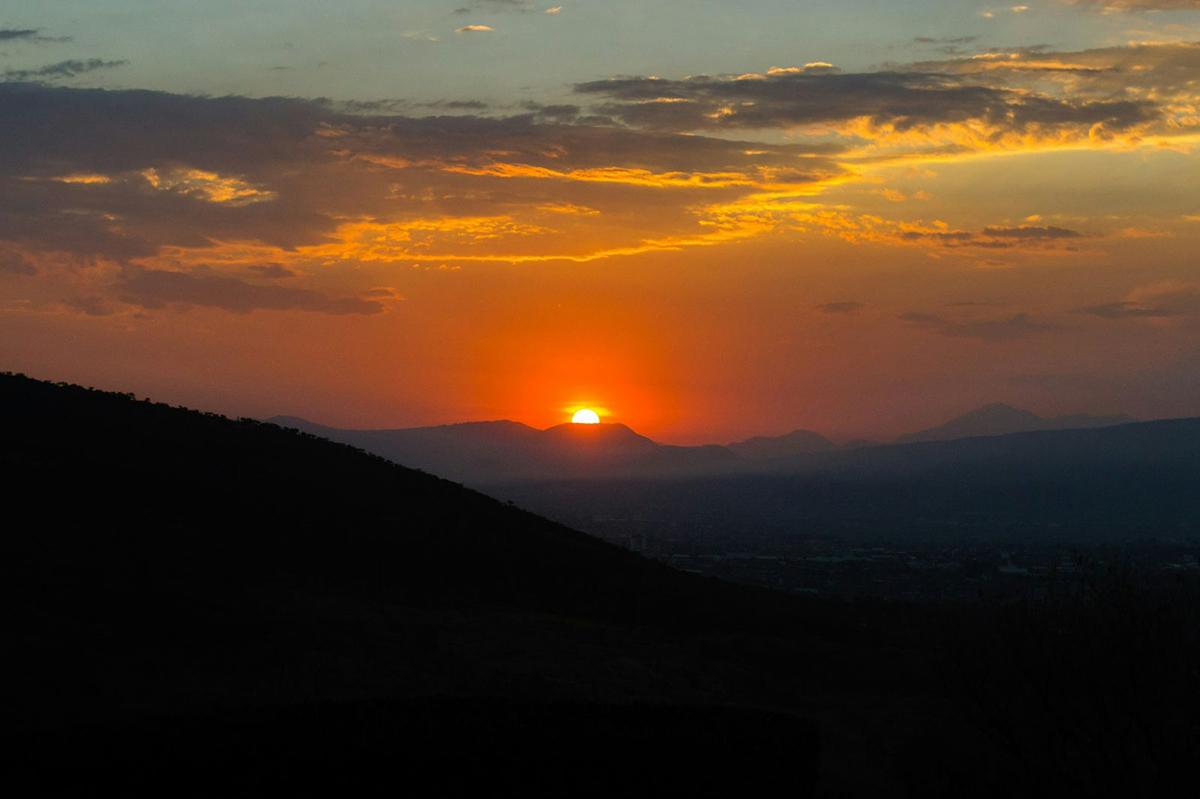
<box><xmin>888</xmin><ymin>222</ymin><xmax>1086</xmax><ymax>249</ymax></box>
<box><xmin>1077</xmin><ymin>301</ymin><xmax>1175</xmax><ymax>318</ymax></box>
<box><xmin>914</xmin><ymin>36</ymin><xmax>979</xmax><ymax>45</ymax></box>
<box><xmin>0</xmin><ymin>74</ymin><xmax>1171</xmax><ymax>325</ymax></box>
<box><xmin>816</xmin><ymin>301</ymin><xmax>864</xmax><ymax>314</ymax></box>
<box><xmin>248</xmin><ymin>264</ymin><xmax>296</xmax><ymax>279</ymax></box>
<box><xmin>0</xmin><ymin>250</ymin><xmax>36</xmax><ymax>276</ymax></box>
<box><xmin>574</xmin><ymin>67</ymin><xmax>1157</xmax><ymax>144</ymax></box>
<box><xmin>1077</xmin><ymin>283</ymin><xmax>1200</xmax><ymax>319</ymax></box>
<box><xmin>0</xmin><ymin>28</ymin><xmax>71</xmax><ymax>43</ymax></box>
<box><xmin>1068</xmin><ymin>1</ymin><xmax>1200</xmax><ymax>9</ymax></box>
<box><xmin>139</xmin><ymin>167</ymin><xmax>276</xmax><ymax>205</ymax></box>
<box><xmin>2</xmin><ymin>59</ymin><xmax>128</xmax><ymax>81</ymax></box>
<box><xmin>979</xmin><ymin>225</ymin><xmax>1083</xmax><ymax>240</ymax></box>
<box><xmin>117</xmin><ymin>267</ymin><xmax>383</xmax><ymax>315</ymax></box>
<box><xmin>0</xmin><ymin>82</ymin><xmax>858</xmax><ymax>318</ymax></box>
<box><xmin>913</xmin><ymin>35</ymin><xmax>979</xmax><ymax>55</ymax></box>
<box><xmin>456</xmin><ymin>0</ymin><xmax>537</xmax><ymax>12</ymax></box>
<box><xmin>900</xmin><ymin>311</ymin><xmax>1057</xmax><ymax>340</ymax></box>
<box><xmin>572</xmin><ymin>40</ymin><xmax>1200</xmax><ymax>157</ymax></box>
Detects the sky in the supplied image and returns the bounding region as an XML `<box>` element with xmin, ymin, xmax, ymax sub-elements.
<box><xmin>2</xmin><ymin>1</ymin><xmax>1200</xmax><ymax>443</ymax></box>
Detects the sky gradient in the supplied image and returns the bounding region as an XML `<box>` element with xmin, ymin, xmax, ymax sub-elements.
<box><xmin>3</xmin><ymin>1</ymin><xmax>1200</xmax><ymax>442</ymax></box>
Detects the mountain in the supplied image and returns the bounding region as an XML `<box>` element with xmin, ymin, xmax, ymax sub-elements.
<box><xmin>502</xmin><ymin>416</ymin><xmax>1200</xmax><ymax>545</ymax></box>
<box><xmin>269</xmin><ymin>415</ymin><xmax>737</xmax><ymax>483</ymax></box>
<box><xmin>896</xmin><ymin>402</ymin><xmax>1134</xmax><ymax>444</ymax></box>
<box><xmin>272</xmin><ymin>402</ymin><xmax>1138</xmax><ymax>486</ymax></box>
<box><xmin>727</xmin><ymin>429</ymin><xmax>837</xmax><ymax>460</ymax></box>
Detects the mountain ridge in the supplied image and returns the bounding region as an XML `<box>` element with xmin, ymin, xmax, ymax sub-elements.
<box><xmin>269</xmin><ymin>401</ymin><xmax>1139</xmax><ymax>484</ymax></box>
<box><xmin>896</xmin><ymin>402</ymin><xmax>1135</xmax><ymax>444</ymax></box>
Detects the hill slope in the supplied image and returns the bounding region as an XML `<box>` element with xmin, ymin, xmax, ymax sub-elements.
<box><xmin>7</xmin><ymin>373</ymin><xmax>1196</xmax><ymax>796</ymax></box>
<box><xmin>4</xmin><ymin>372</ymin><xmax>825</xmax><ymax>795</ymax></box>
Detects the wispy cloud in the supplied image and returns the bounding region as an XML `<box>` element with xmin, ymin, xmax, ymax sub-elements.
<box><xmin>1077</xmin><ymin>284</ymin><xmax>1200</xmax><ymax>319</ymax></box>
<box><xmin>2</xmin><ymin>59</ymin><xmax>128</xmax><ymax>81</ymax></box>
<box><xmin>900</xmin><ymin>312</ymin><xmax>1057</xmax><ymax>341</ymax></box>
<box><xmin>118</xmin><ymin>267</ymin><xmax>383</xmax><ymax>315</ymax></box>
<box><xmin>0</xmin><ymin>28</ymin><xmax>71</xmax><ymax>44</ymax></box>
<box><xmin>1068</xmin><ymin>1</ymin><xmax>1200</xmax><ymax>10</ymax></box>
<box><xmin>816</xmin><ymin>302</ymin><xmax>865</xmax><ymax>314</ymax></box>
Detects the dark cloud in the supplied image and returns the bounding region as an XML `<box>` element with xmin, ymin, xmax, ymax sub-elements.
<box><xmin>2</xmin><ymin>59</ymin><xmax>128</xmax><ymax>81</ymax></box>
<box><xmin>900</xmin><ymin>312</ymin><xmax>1057</xmax><ymax>341</ymax></box>
<box><xmin>117</xmin><ymin>267</ymin><xmax>382</xmax><ymax>315</ymax></box>
<box><xmin>437</xmin><ymin>99</ymin><xmax>490</xmax><ymax>110</ymax></box>
<box><xmin>980</xmin><ymin>225</ymin><xmax>1083</xmax><ymax>239</ymax></box>
<box><xmin>1070</xmin><ymin>1</ymin><xmax>1200</xmax><ymax>9</ymax></box>
<box><xmin>899</xmin><ymin>224</ymin><xmax>1085</xmax><ymax>249</ymax></box>
<box><xmin>0</xmin><ymin>28</ymin><xmax>71</xmax><ymax>43</ymax></box>
<box><xmin>816</xmin><ymin>301</ymin><xmax>864</xmax><ymax>314</ymax></box>
<box><xmin>341</xmin><ymin>98</ymin><xmax>491</xmax><ymax>114</ymax></box>
<box><xmin>0</xmin><ymin>251</ymin><xmax>36</xmax><ymax>276</ymax></box>
<box><xmin>912</xmin><ymin>35</ymin><xmax>979</xmax><ymax>55</ymax></box>
<box><xmin>914</xmin><ymin>36</ymin><xmax>978</xmax><ymax>45</ymax></box>
<box><xmin>905</xmin><ymin>41</ymin><xmax>1200</xmax><ymax>107</ymax></box>
<box><xmin>1077</xmin><ymin>287</ymin><xmax>1200</xmax><ymax>320</ymax></box>
<box><xmin>521</xmin><ymin>101</ymin><xmax>581</xmax><ymax>121</ymax></box>
<box><xmin>0</xmin><ymin>83</ymin><xmax>845</xmax><ymax>275</ymax></box>
<box><xmin>1077</xmin><ymin>301</ymin><xmax>1174</xmax><ymax>319</ymax></box>
<box><xmin>455</xmin><ymin>0</ymin><xmax>537</xmax><ymax>13</ymax></box>
<box><xmin>574</xmin><ymin>69</ymin><xmax>1156</xmax><ymax>134</ymax></box>
<box><xmin>248</xmin><ymin>264</ymin><xmax>296</xmax><ymax>279</ymax></box>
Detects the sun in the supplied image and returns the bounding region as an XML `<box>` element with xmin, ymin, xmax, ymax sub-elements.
<box><xmin>571</xmin><ymin>408</ymin><xmax>601</xmax><ymax>425</ymax></box>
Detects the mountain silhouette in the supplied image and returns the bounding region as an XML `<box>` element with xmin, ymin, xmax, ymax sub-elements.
<box><xmin>273</xmin><ymin>403</ymin><xmax>1139</xmax><ymax>486</ymax></box>
<box><xmin>895</xmin><ymin>402</ymin><xmax>1134</xmax><ymax>444</ymax></box>
<box><xmin>504</xmin><ymin>415</ymin><xmax>1200</xmax><ymax>546</ymax></box>
<box><xmin>727</xmin><ymin>428</ymin><xmax>837</xmax><ymax>459</ymax></box>
<box><xmin>269</xmin><ymin>415</ymin><xmax>736</xmax><ymax>483</ymax></box>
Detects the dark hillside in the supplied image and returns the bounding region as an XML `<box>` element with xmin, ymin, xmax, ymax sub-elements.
<box><xmin>3</xmin><ymin>372</ymin><xmax>827</xmax><ymax>796</ymax></box>
<box><xmin>7</xmin><ymin>373</ymin><xmax>1197</xmax><ymax>797</ymax></box>
<box><xmin>5</xmin><ymin>372</ymin><xmax>800</xmax><ymax>628</ymax></box>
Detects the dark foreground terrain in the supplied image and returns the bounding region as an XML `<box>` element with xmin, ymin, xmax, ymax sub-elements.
<box><xmin>5</xmin><ymin>373</ymin><xmax>1198</xmax><ymax>797</ymax></box>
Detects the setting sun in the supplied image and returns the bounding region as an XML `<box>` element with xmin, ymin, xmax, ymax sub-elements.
<box><xmin>571</xmin><ymin>409</ymin><xmax>601</xmax><ymax>425</ymax></box>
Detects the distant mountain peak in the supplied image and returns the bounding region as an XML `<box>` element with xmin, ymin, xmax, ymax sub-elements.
<box><xmin>897</xmin><ymin>403</ymin><xmax>1133</xmax><ymax>445</ymax></box>
<box><xmin>728</xmin><ymin>428</ymin><xmax>836</xmax><ymax>460</ymax></box>
<box><xmin>971</xmin><ymin>402</ymin><xmax>1035</xmax><ymax>415</ymax></box>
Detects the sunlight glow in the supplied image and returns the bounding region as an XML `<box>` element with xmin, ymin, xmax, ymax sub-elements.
<box><xmin>571</xmin><ymin>409</ymin><xmax>601</xmax><ymax>425</ymax></box>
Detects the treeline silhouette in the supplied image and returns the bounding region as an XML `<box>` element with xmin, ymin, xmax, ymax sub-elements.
<box><xmin>5</xmin><ymin>372</ymin><xmax>1197</xmax><ymax>796</ymax></box>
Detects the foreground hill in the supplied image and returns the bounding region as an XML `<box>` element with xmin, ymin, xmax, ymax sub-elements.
<box><xmin>8</xmin><ymin>373</ymin><xmax>1196</xmax><ymax>796</ymax></box>
<box><xmin>5</xmin><ymin>373</ymin><xmax>828</xmax><ymax>795</ymax></box>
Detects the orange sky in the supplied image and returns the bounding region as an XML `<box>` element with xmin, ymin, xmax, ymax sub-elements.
<box><xmin>3</xmin><ymin>23</ymin><xmax>1200</xmax><ymax>443</ymax></box>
